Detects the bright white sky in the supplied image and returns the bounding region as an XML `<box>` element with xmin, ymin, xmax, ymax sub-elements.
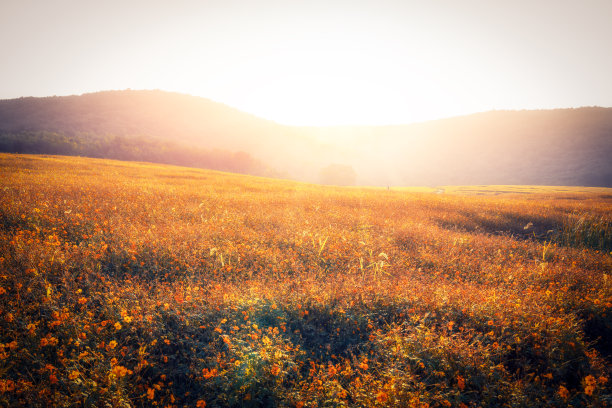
<box><xmin>1</xmin><ymin>0</ymin><xmax>611</xmax><ymax>125</ymax></box>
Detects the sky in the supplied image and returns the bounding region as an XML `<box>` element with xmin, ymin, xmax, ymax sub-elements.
<box><xmin>1</xmin><ymin>0</ymin><xmax>611</xmax><ymax>126</ymax></box>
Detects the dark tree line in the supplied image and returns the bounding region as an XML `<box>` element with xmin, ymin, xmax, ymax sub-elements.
<box><xmin>0</xmin><ymin>131</ymin><xmax>276</xmax><ymax>177</ymax></box>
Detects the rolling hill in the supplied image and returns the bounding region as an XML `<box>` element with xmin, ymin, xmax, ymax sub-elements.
<box><xmin>1</xmin><ymin>90</ymin><xmax>611</xmax><ymax>186</ymax></box>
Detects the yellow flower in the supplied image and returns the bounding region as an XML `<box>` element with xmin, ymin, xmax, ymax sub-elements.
<box><xmin>108</xmin><ymin>340</ymin><xmax>117</xmax><ymax>349</ymax></box>
<box><xmin>114</xmin><ymin>322</ymin><xmax>122</xmax><ymax>330</ymax></box>
<box><xmin>68</xmin><ymin>370</ymin><xmax>79</xmax><ymax>380</ymax></box>
<box><xmin>123</xmin><ymin>315</ymin><xmax>132</xmax><ymax>323</ymax></box>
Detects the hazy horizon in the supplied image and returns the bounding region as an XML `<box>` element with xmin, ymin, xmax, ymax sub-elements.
<box><xmin>2</xmin><ymin>0</ymin><xmax>612</xmax><ymax>126</ymax></box>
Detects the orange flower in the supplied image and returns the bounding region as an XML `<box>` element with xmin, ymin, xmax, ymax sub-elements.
<box><xmin>147</xmin><ymin>387</ymin><xmax>155</xmax><ymax>400</ymax></box>
<box><xmin>457</xmin><ymin>375</ymin><xmax>466</xmax><ymax>391</ymax></box>
<box><xmin>196</xmin><ymin>400</ymin><xmax>206</xmax><ymax>408</ymax></box>
<box><xmin>376</xmin><ymin>390</ymin><xmax>389</xmax><ymax>403</ymax></box>
<box><xmin>271</xmin><ymin>365</ymin><xmax>281</xmax><ymax>376</ymax></box>
<box><xmin>68</xmin><ymin>370</ymin><xmax>80</xmax><ymax>380</ymax></box>
<box><xmin>202</xmin><ymin>368</ymin><xmax>217</xmax><ymax>379</ymax></box>
<box><xmin>558</xmin><ymin>385</ymin><xmax>570</xmax><ymax>400</ymax></box>
<box><xmin>584</xmin><ymin>375</ymin><xmax>596</xmax><ymax>386</ymax></box>
<box><xmin>78</xmin><ymin>297</ymin><xmax>88</xmax><ymax>305</ymax></box>
<box><xmin>111</xmin><ymin>365</ymin><xmax>130</xmax><ymax>377</ymax></box>
<box><xmin>114</xmin><ymin>322</ymin><xmax>122</xmax><ymax>330</ymax></box>
<box><xmin>108</xmin><ymin>340</ymin><xmax>117</xmax><ymax>349</ymax></box>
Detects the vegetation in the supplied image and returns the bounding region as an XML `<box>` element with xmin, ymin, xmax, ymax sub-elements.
<box><xmin>0</xmin><ymin>131</ymin><xmax>275</xmax><ymax>177</ymax></box>
<box><xmin>0</xmin><ymin>153</ymin><xmax>611</xmax><ymax>407</ymax></box>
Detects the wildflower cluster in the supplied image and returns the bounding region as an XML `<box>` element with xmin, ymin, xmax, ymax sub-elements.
<box><xmin>0</xmin><ymin>154</ymin><xmax>610</xmax><ymax>407</ymax></box>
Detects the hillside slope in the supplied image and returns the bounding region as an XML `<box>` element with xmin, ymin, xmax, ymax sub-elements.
<box><xmin>1</xmin><ymin>90</ymin><xmax>611</xmax><ymax>186</ymax></box>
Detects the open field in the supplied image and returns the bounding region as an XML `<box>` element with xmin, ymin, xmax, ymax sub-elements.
<box><xmin>0</xmin><ymin>154</ymin><xmax>611</xmax><ymax>407</ymax></box>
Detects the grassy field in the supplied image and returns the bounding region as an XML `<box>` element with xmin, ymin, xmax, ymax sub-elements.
<box><xmin>0</xmin><ymin>153</ymin><xmax>611</xmax><ymax>407</ymax></box>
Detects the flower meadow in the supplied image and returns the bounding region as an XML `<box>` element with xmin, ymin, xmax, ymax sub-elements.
<box><xmin>0</xmin><ymin>154</ymin><xmax>611</xmax><ymax>407</ymax></box>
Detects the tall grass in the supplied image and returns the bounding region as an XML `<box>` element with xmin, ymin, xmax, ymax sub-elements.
<box><xmin>556</xmin><ymin>213</ymin><xmax>612</xmax><ymax>251</ymax></box>
<box><xmin>0</xmin><ymin>154</ymin><xmax>610</xmax><ymax>407</ymax></box>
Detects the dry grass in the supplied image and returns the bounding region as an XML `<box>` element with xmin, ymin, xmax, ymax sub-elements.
<box><xmin>0</xmin><ymin>153</ymin><xmax>610</xmax><ymax>407</ymax></box>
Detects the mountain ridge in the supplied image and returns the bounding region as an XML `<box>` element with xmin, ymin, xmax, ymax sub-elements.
<box><xmin>1</xmin><ymin>90</ymin><xmax>611</xmax><ymax>186</ymax></box>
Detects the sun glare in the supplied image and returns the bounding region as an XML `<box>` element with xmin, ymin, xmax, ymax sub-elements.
<box><xmin>165</xmin><ymin>24</ymin><xmax>473</xmax><ymax>126</ymax></box>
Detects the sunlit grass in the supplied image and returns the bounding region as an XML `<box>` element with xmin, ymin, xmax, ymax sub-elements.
<box><xmin>0</xmin><ymin>154</ymin><xmax>610</xmax><ymax>407</ymax></box>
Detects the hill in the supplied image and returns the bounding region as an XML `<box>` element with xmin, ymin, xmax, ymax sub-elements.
<box><xmin>1</xmin><ymin>90</ymin><xmax>611</xmax><ymax>186</ymax></box>
<box><xmin>0</xmin><ymin>154</ymin><xmax>610</xmax><ymax>406</ymax></box>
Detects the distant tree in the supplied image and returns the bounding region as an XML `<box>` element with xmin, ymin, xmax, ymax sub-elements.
<box><xmin>319</xmin><ymin>164</ymin><xmax>357</xmax><ymax>186</ymax></box>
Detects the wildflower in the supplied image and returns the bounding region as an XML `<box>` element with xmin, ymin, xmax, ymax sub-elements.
<box><xmin>114</xmin><ymin>322</ymin><xmax>122</xmax><ymax>330</ymax></box>
<box><xmin>108</xmin><ymin>340</ymin><xmax>117</xmax><ymax>349</ymax></box>
<box><xmin>68</xmin><ymin>370</ymin><xmax>79</xmax><ymax>380</ymax></box>
<box><xmin>78</xmin><ymin>297</ymin><xmax>88</xmax><ymax>305</ymax></box>
<box><xmin>147</xmin><ymin>387</ymin><xmax>155</xmax><ymax>400</ymax></box>
<box><xmin>0</xmin><ymin>379</ymin><xmax>16</xmax><ymax>392</ymax></box>
<box><xmin>202</xmin><ymin>368</ymin><xmax>217</xmax><ymax>379</ymax></box>
<box><xmin>271</xmin><ymin>365</ymin><xmax>281</xmax><ymax>376</ymax></box>
<box><xmin>558</xmin><ymin>385</ymin><xmax>570</xmax><ymax>400</ymax></box>
<box><xmin>328</xmin><ymin>365</ymin><xmax>337</xmax><ymax>376</ymax></box>
<box><xmin>376</xmin><ymin>390</ymin><xmax>389</xmax><ymax>403</ymax></box>
<box><xmin>457</xmin><ymin>375</ymin><xmax>466</xmax><ymax>391</ymax></box>
<box><xmin>196</xmin><ymin>400</ymin><xmax>206</xmax><ymax>408</ymax></box>
<box><xmin>359</xmin><ymin>361</ymin><xmax>369</xmax><ymax>370</ymax></box>
<box><xmin>111</xmin><ymin>365</ymin><xmax>130</xmax><ymax>377</ymax></box>
<box><xmin>123</xmin><ymin>315</ymin><xmax>132</xmax><ymax>323</ymax></box>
